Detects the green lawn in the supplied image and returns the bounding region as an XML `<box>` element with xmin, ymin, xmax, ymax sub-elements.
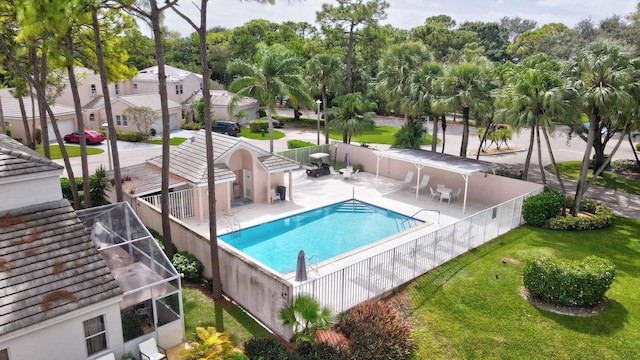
<box><xmin>145</xmin><ymin>137</ymin><xmax>187</xmax><ymax>145</ymax></box>
<box><xmin>328</xmin><ymin>125</ymin><xmax>437</xmax><ymax>146</ymax></box>
<box><xmin>548</xmin><ymin>161</ymin><xmax>640</xmax><ymax>195</ymax></box>
<box><xmin>182</xmin><ymin>286</ymin><xmax>271</xmax><ymax>345</ymax></box>
<box><xmin>239</xmin><ymin>127</ymin><xmax>286</xmax><ymax>140</ymax></box>
<box><xmin>36</xmin><ymin>145</ymin><xmax>103</xmax><ymax>159</ymax></box>
<box><xmin>406</xmin><ymin>217</ymin><xmax>640</xmax><ymax>359</ymax></box>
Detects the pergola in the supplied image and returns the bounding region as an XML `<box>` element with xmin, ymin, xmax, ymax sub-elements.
<box><xmin>374</xmin><ymin>149</ymin><xmax>498</xmax><ymax>213</ymax></box>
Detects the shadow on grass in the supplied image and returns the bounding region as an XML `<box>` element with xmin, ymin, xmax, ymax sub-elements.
<box><xmin>535</xmin><ymin>298</ymin><xmax>628</xmax><ymax>335</ymax></box>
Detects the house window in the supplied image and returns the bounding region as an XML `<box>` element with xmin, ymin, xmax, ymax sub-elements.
<box><xmin>122</xmin><ymin>115</ymin><xmax>128</xmax><ymax>126</ymax></box>
<box><xmin>176</xmin><ymin>84</ymin><xmax>183</xmax><ymax>94</ymax></box>
<box><xmin>133</xmin><ymin>83</ymin><xmax>138</xmax><ymax>89</ymax></box>
<box><xmin>116</xmin><ymin>115</ymin><xmax>121</xmax><ymax>126</ymax></box>
<box><xmin>90</xmin><ymin>84</ymin><xmax>96</xmax><ymax>97</ymax></box>
<box><xmin>89</xmin><ymin>113</ymin><xmax>95</xmax><ymax>122</ymax></box>
<box><xmin>0</xmin><ymin>348</ymin><xmax>9</xmax><ymax>360</ymax></box>
<box><xmin>114</xmin><ymin>84</ymin><xmax>120</xmax><ymax>95</ymax></box>
<box><xmin>83</xmin><ymin>315</ymin><xmax>107</xmax><ymax>356</ymax></box>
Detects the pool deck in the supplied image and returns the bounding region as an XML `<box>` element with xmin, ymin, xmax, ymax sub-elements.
<box><xmin>181</xmin><ymin>169</ymin><xmax>495</xmax><ymax>281</ymax></box>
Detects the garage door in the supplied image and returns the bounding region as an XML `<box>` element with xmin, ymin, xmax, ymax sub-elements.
<box><xmin>47</xmin><ymin>119</ymin><xmax>75</xmax><ymax>142</ymax></box>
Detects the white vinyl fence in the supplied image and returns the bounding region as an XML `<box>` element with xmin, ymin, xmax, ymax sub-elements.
<box><xmin>292</xmin><ymin>194</ymin><xmax>526</xmax><ymax>314</ymax></box>
<box><xmin>278</xmin><ymin>144</ymin><xmax>332</xmax><ymax>164</ymax></box>
<box><xmin>141</xmin><ymin>188</ymin><xmax>194</xmax><ymax>220</ymax></box>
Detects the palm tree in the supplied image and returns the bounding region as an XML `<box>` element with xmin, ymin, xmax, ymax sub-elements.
<box><xmin>228</xmin><ymin>44</ymin><xmax>313</xmax><ymax>153</ymax></box>
<box><xmin>437</xmin><ymin>58</ymin><xmax>494</xmax><ymax>158</ymax></box>
<box><xmin>278</xmin><ymin>295</ymin><xmax>332</xmax><ymax>344</ymax></box>
<box><xmin>306</xmin><ymin>52</ymin><xmax>345</xmax><ymax>144</ymax></box>
<box><xmin>330</xmin><ymin>92</ymin><xmax>377</xmax><ymax>143</ymax></box>
<box><xmin>565</xmin><ymin>40</ymin><xmax>638</xmax><ymax>215</ymax></box>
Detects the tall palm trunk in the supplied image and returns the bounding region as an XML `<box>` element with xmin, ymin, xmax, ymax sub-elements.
<box><xmin>0</xmin><ymin>97</ymin><xmax>5</xmax><ymax>135</ymax></box>
<box><xmin>32</xmin><ymin>47</ymin><xmax>50</xmax><ymax>158</ymax></box>
<box><xmin>345</xmin><ymin>23</ymin><xmax>355</xmax><ymax>93</ymax></box>
<box><xmin>460</xmin><ymin>106</ymin><xmax>470</xmax><ymax>157</ymax></box>
<box><xmin>476</xmin><ymin>121</ymin><xmax>492</xmax><ymax>160</ymax></box>
<box><xmin>92</xmin><ymin>8</ymin><xmax>124</xmax><ymax>202</ymax></box>
<box><xmin>574</xmin><ymin>109</ymin><xmax>599</xmax><ymax>216</ymax></box>
<box><xmin>65</xmin><ymin>34</ymin><xmax>91</xmax><ymax>208</ymax></box>
<box><xmin>17</xmin><ymin>97</ymin><xmax>33</xmax><ymax>148</ymax></box>
<box><xmin>629</xmin><ymin>134</ymin><xmax>640</xmax><ymax>167</ymax></box>
<box><xmin>430</xmin><ymin>114</ymin><xmax>438</xmax><ymax>152</ymax></box>
<box><xmin>322</xmin><ymin>89</ymin><xmax>329</xmax><ymax>144</ymax></box>
<box><xmin>149</xmin><ymin>0</ymin><xmax>175</xmax><ymax>259</ymax></box>
<box><xmin>522</xmin><ymin>124</ymin><xmax>535</xmax><ymax>181</ymax></box>
<box><xmin>542</xmin><ymin>126</ymin><xmax>568</xmax><ymax>215</ymax></box>
<box><xmin>535</xmin><ymin>124</ymin><xmax>546</xmax><ymax>185</ymax></box>
<box><xmin>440</xmin><ymin>114</ymin><xmax>447</xmax><ymax>154</ymax></box>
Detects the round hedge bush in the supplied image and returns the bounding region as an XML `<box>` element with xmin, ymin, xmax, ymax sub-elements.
<box><xmin>522</xmin><ymin>190</ymin><xmax>563</xmax><ymax>227</ymax></box>
<box><xmin>523</xmin><ymin>255</ymin><xmax>615</xmax><ymax>307</ymax></box>
<box><xmin>546</xmin><ymin>198</ymin><xmax>612</xmax><ymax>230</ymax></box>
<box><xmin>172</xmin><ymin>251</ymin><xmax>204</xmax><ymax>282</ymax></box>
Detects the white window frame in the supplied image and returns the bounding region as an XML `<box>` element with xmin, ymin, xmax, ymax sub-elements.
<box><xmin>114</xmin><ymin>84</ymin><xmax>120</xmax><ymax>95</ymax></box>
<box><xmin>122</xmin><ymin>115</ymin><xmax>128</xmax><ymax>126</ymax></box>
<box><xmin>83</xmin><ymin>315</ymin><xmax>107</xmax><ymax>356</ymax></box>
<box><xmin>133</xmin><ymin>83</ymin><xmax>138</xmax><ymax>89</ymax></box>
<box><xmin>89</xmin><ymin>113</ymin><xmax>95</xmax><ymax>122</ymax></box>
<box><xmin>116</xmin><ymin>115</ymin><xmax>121</xmax><ymax>126</ymax></box>
<box><xmin>176</xmin><ymin>84</ymin><xmax>183</xmax><ymax>94</ymax></box>
<box><xmin>90</xmin><ymin>84</ymin><xmax>96</xmax><ymax>97</ymax></box>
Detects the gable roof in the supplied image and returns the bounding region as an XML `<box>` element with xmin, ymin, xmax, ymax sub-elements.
<box><xmin>0</xmin><ymin>199</ymin><xmax>122</xmax><ymax>336</ymax></box>
<box><xmin>83</xmin><ymin>94</ymin><xmax>181</xmax><ymax>112</ymax></box>
<box><xmin>0</xmin><ymin>134</ymin><xmax>63</xmax><ymax>179</ymax></box>
<box><xmin>135</xmin><ymin>65</ymin><xmax>203</xmax><ymax>83</ymax></box>
<box><xmin>145</xmin><ymin>130</ymin><xmax>298</xmax><ymax>184</ymax></box>
<box><xmin>0</xmin><ymin>96</ymin><xmax>76</xmax><ymax>121</ymax></box>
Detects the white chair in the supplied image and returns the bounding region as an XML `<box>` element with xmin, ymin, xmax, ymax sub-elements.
<box><xmin>437</xmin><ymin>183</ymin><xmax>445</xmax><ymax>190</ymax></box>
<box><xmin>270</xmin><ymin>188</ymin><xmax>281</xmax><ymax>203</ymax></box>
<box><xmin>329</xmin><ymin>166</ymin><xmax>338</xmax><ymax>177</ymax></box>
<box><xmin>139</xmin><ymin>338</ymin><xmax>166</xmax><ymax>360</ymax></box>
<box><xmin>440</xmin><ymin>191</ymin><xmax>451</xmax><ymax>204</ymax></box>
<box><xmin>352</xmin><ymin>168</ymin><xmax>360</xmax><ymax>180</ymax></box>
<box><xmin>451</xmin><ymin>188</ymin><xmax>462</xmax><ymax>202</ymax></box>
<box><xmin>401</xmin><ymin>171</ymin><xmax>414</xmax><ymax>188</ymax></box>
<box><xmin>95</xmin><ymin>353</ymin><xmax>116</xmax><ymax>360</ymax></box>
<box><xmin>429</xmin><ymin>187</ymin><xmax>440</xmax><ymax>201</ymax></box>
<box><xmin>342</xmin><ymin>170</ymin><xmax>352</xmax><ymax>181</ymax></box>
<box><xmin>409</xmin><ymin>175</ymin><xmax>430</xmax><ymax>192</ymax></box>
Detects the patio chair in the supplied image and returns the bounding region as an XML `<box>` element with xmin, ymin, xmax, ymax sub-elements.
<box><xmin>352</xmin><ymin>168</ymin><xmax>360</xmax><ymax>180</ymax></box>
<box><xmin>451</xmin><ymin>188</ymin><xmax>462</xmax><ymax>202</ymax></box>
<box><xmin>401</xmin><ymin>171</ymin><xmax>414</xmax><ymax>188</ymax></box>
<box><xmin>437</xmin><ymin>183</ymin><xmax>445</xmax><ymax>190</ymax></box>
<box><xmin>409</xmin><ymin>175</ymin><xmax>430</xmax><ymax>192</ymax></box>
<box><xmin>342</xmin><ymin>170</ymin><xmax>352</xmax><ymax>181</ymax></box>
<box><xmin>270</xmin><ymin>188</ymin><xmax>281</xmax><ymax>203</ymax></box>
<box><xmin>95</xmin><ymin>353</ymin><xmax>116</xmax><ymax>360</ymax></box>
<box><xmin>139</xmin><ymin>338</ymin><xmax>166</xmax><ymax>360</ymax></box>
<box><xmin>440</xmin><ymin>190</ymin><xmax>451</xmax><ymax>204</ymax></box>
<box><xmin>429</xmin><ymin>187</ymin><xmax>440</xmax><ymax>201</ymax></box>
<box><xmin>329</xmin><ymin>166</ymin><xmax>338</xmax><ymax>177</ymax></box>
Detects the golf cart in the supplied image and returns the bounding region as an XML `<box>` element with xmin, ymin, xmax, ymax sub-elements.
<box><xmin>306</xmin><ymin>152</ymin><xmax>331</xmax><ymax>177</ymax></box>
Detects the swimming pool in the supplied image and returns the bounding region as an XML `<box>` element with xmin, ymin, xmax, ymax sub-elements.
<box><xmin>220</xmin><ymin>200</ymin><xmax>421</xmax><ymax>273</ymax></box>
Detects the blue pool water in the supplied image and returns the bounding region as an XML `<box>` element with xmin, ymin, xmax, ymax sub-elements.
<box><xmin>220</xmin><ymin>200</ymin><xmax>420</xmax><ymax>273</ymax></box>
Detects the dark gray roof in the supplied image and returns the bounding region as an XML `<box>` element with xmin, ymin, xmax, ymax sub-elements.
<box><xmin>146</xmin><ymin>130</ymin><xmax>297</xmax><ymax>185</ymax></box>
<box><xmin>0</xmin><ymin>199</ymin><xmax>121</xmax><ymax>336</ymax></box>
<box><xmin>373</xmin><ymin>148</ymin><xmax>497</xmax><ymax>175</ymax></box>
<box><xmin>0</xmin><ymin>134</ymin><xmax>63</xmax><ymax>178</ymax></box>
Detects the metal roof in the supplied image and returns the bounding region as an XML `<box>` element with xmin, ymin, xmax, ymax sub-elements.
<box><xmin>373</xmin><ymin>148</ymin><xmax>497</xmax><ymax>175</ymax></box>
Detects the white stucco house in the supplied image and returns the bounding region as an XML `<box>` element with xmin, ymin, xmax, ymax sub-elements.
<box><xmin>0</xmin><ymin>134</ymin><xmax>184</xmax><ymax>360</ymax></box>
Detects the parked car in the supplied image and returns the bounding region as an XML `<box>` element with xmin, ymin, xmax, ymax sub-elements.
<box><xmin>259</xmin><ymin>117</ymin><xmax>284</xmax><ymax>128</ymax></box>
<box><xmin>63</xmin><ymin>130</ymin><xmax>105</xmax><ymax>145</ymax></box>
<box><xmin>212</xmin><ymin>121</ymin><xmax>241</xmax><ymax>136</ymax></box>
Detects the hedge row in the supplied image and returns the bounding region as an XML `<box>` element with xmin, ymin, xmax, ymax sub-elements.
<box><xmin>522</xmin><ymin>191</ymin><xmax>612</xmax><ymax>230</ymax></box>
<box><xmin>523</xmin><ymin>255</ymin><xmax>615</xmax><ymax>307</ymax></box>
<box><xmin>287</xmin><ymin>140</ymin><xmax>314</xmax><ymax>149</ymax></box>
<box><xmin>249</xmin><ymin>119</ymin><xmax>269</xmax><ymax>132</ymax></box>
<box><xmin>522</xmin><ymin>190</ymin><xmax>563</xmax><ymax>227</ymax></box>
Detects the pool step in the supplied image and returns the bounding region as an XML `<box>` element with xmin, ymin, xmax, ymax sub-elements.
<box><xmin>334</xmin><ymin>202</ymin><xmax>375</xmax><ymax>213</ymax></box>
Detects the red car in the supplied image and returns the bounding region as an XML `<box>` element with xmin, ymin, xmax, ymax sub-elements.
<box><xmin>63</xmin><ymin>130</ymin><xmax>105</xmax><ymax>145</ymax></box>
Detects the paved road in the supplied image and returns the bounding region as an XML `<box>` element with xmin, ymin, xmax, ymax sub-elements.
<box><xmin>55</xmin><ymin>110</ymin><xmax>640</xmax><ymax>219</ymax></box>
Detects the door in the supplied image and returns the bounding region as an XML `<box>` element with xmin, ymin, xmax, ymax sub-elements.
<box><xmin>242</xmin><ymin>169</ymin><xmax>252</xmax><ymax>200</ymax></box>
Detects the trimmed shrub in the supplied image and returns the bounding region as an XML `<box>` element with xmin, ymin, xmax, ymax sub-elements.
<box><xmin>183</xmin><ymin>122</ymin><xmax>202</xmax><ymax>130</ymax></box>
<box><xmin>523</xmin><ymin>255</ymin><xmax>615</xmax><ymax>307</ymax></box>
<box><xmin>335</xmin><ymin>300</ymin><xmax>413</xmax><ymax>360</ymax></box>
<box><xmin>115</xmin><ymin>131</ymin><xmax>146</xmax><ymax>142</ymax></box>
<box><xmin>249</xmin><ymin>119</ymin><xmax>269</xmax><ymax>133</ymax></box>
<box><xmin>287</xmin><ymin>140</ymin><xmax>314</xmax><ymax>149</ymax></box>
<box><xmin>150</xmin><ymin>128</ymin><xmax>157</xmax><ymax>137</ymax></box>
<box><xmin>172</xmin><ymin>251</ymin><xmax>203</xmax><ymax>282</ymax></box>
<box><xmin>546</xmin><ymin>198</ymin><xmax>612</xmax><ymax>231</ymax></box>
<box><xmin>522</xmin><ymin>190</ymin><xmax>563</xmax><ymax>227</ymax></box>
<box><xmin>243</xmin><ymin>337</ymin><xmax>287</xmax><ymax>360</ymax></box>
<box><xmin>635</xmin><ymin>143</ymin><xmax>639</xmax><ymax>151</ymax></box>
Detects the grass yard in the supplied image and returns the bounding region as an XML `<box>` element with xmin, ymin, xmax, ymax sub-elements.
<box><xmin>405</xmin><ymin>217</ymin><xmax>640</xmax><ymax>359</ymax></box>
<box><xmin>145</xmin><ymin>137</ymin><xmax>187</xmax><ymax>145</ymax></box>
<box><xmin>548</xmin><ymin>161</ymin><xmax>640</xmax><ymax>195</ymax></box>
<box><xmin>36</xmin><ymin>145</ymin><xmax>103</xmax><ymax>159</ymax></box>
<box><xmin>328</xmin><ymin>125</ymin><xmax>437</xmax><ymax>146</ymax></box>
<box><xmin>239</xmin><ymin>127</ymin><xmax>286</xmax><ymax>140</ymax></box>
<box><xmin>182</xmin><ymin>286</ymin><xmax>271</xmax><ymax>346</ymax></box>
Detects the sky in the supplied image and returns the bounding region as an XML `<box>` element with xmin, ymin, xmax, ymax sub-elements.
<box><xmin>155</xmin><ymin>0</ymin><xmax>639</xmax><ymax>37</ymax></box>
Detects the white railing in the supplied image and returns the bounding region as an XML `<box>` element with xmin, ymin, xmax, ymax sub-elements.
<box><xmin>292</xmin><ymin>194</ymin><xmax>528</xmax><ymax>314</ymax></box>
<box><xmin>141</xmin><ymin>189</ymin><xmax>194</xmax><ymax>220</ymax></box>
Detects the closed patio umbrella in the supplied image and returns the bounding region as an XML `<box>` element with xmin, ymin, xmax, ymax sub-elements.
<box><xmin>344</xmin><ymin>152</ymin><xmax>350</xmax><ymax>168</ymax></box>
<box><xmin>295</xmin><ymin>250</ymin><xmax>307</xmax><ymax>282</ymax></box>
